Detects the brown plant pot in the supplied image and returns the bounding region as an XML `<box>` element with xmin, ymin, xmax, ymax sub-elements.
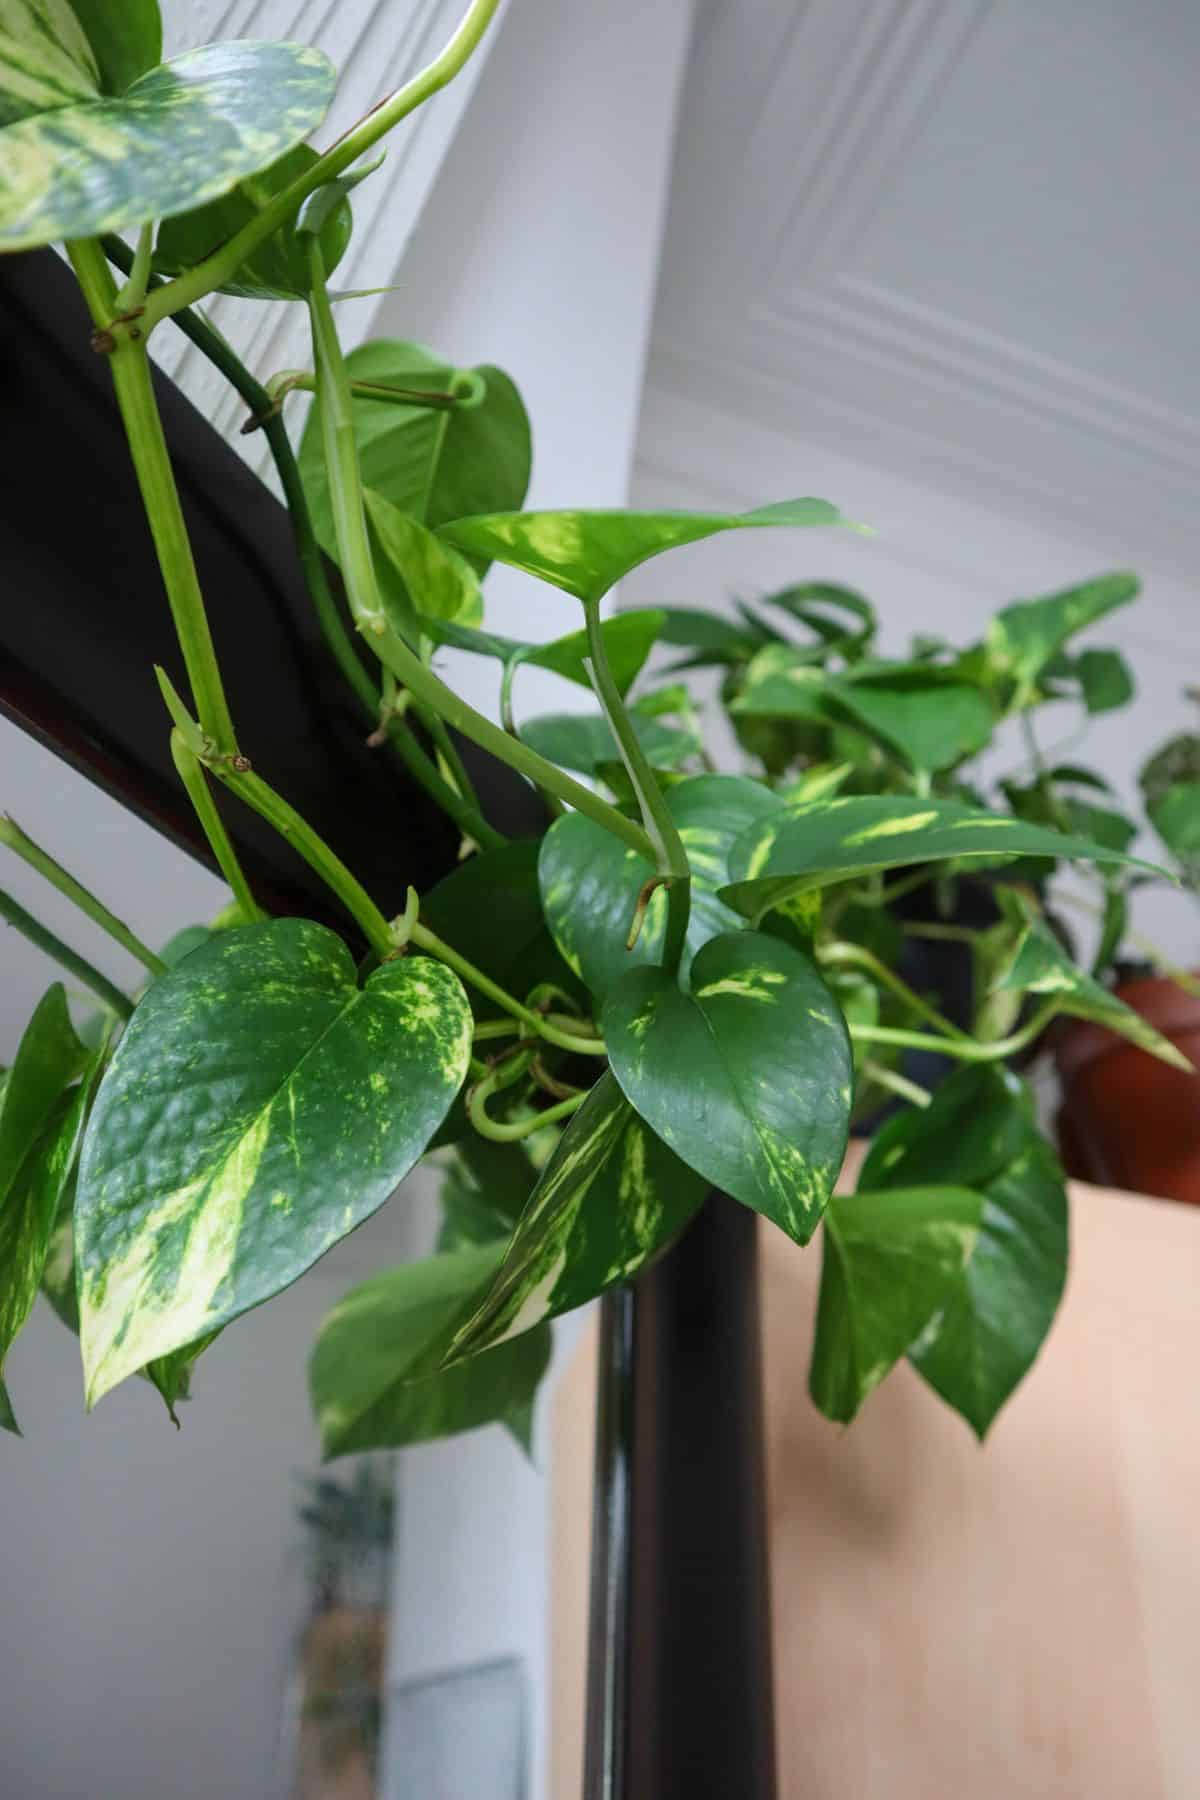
<box><xmin>1054</xmin><ymin>975</ymin><xmax>1200</xmax><ymax>1202</ymax></box>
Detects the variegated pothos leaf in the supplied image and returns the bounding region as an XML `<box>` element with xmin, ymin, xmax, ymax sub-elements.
<box><xmin>0</xmin><ymin>0</ymin><xmax>97</xmax><ymax>128</ymax></box>
<box><xmin>0</xmin><ymin>39</ymin><xmax>335</xmax><ymax>250</ymax></box>
<box><xmin>446</xmin><ymin>1070</ymin><xmax>708</xmax><ymax>1360</ymax></box>
<box><xmin>602</xmin><ymin>932</ymin><xmax>852</xmax><ymax>1245</ymax></box>
<box><xmin>76</xmin><ymin>920</ymin><xmax>472</xmax><ymax>1405</ymax></box>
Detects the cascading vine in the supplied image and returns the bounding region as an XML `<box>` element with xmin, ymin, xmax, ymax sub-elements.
<box><xmin>0</xmin><ymin>0</ymin><xmax>1193</xmax><ymax>1453</ymax></box>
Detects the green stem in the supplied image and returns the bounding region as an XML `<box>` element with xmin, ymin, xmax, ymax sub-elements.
<box><xmin>848</xmin><ymin>1001</ymin><xmax>1060</xmax><ymax>1063</ymax></box>
<box><xmin>140</xmin><ymin>0</ymin><xmax>504</xmax><ymax>331</ymax></box>
<box><xmin>116</xmin><ymin>221</ymin><xmax>154</xmax><ymax>313</ymax></box>
<box><xmin>169</xmin><ymin>733</ymin><xmax>265</xmax><ymax>924</ymax></box>
<box><xmin>212</xmin><ymin>765</ymin><xmax>393</xmax><ymax>956</ymax></box>
<box><xmin>66</xmin><ymin>239</ymin><xmax>238</xmax><ymax>755</ymax></box>
<box><xmin>261</xmin><ymin>371</ymin><xmax>464</xmax><ymax>413</ymax></box>
<box><xmin>859</xmin><ymin>1059</ymin><xmax>932</xmax><ymax>1109</ymax></box>
<box><xmin>305</xmin><ymin>249</ymin><xmax>653</xmax><ymax>859</ymax></box>
<box><xmin>469</xmin><ymin>1061</ymin><xmax>588</xmax><ymax>1142</ymax></box>
<box><xmin>582</xmin><ymin>595</ymin><xmax>691</xmax><ymax>970</ymax></box>
<box><xmin>101</xmin><ymin>238</ymin><xmax>508</xmax><ymax>856</ymax></box>
<box><xmin>410</xmin><ymin>920</ymin><xmax>608</xmax><ymax>1055</ymax></box>
<box><xmin>0</xmin><ymin>816</ymin><xmax>166</xmax><ymax>976</ymax></box>
<box><xmin>0</xmin><ymin>887</ymin><xmax>133</xmax><ymax>1020</ymax></box>
<box><xmin>819</xmin><ymin>939</ymin><xmax>972</xmax><ymax>1042</ymax></box>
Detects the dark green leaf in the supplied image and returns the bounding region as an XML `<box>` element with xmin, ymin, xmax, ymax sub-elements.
<box><xmin>809</xmin><ymin>1183</ymin><xmax>983</xmax><ymax>1424</ymax></box>
<box><xmin>720</xmin><ymin>795</ymin><xmax>1167</xmax><ymax>924</ymax></box>
<box><xmin>421</xmin><ymin>840</ymin><xmax>582</xmax><ymax>1019</ymax></box>
<box><xmin>1141</xmin><ymin>732</ymin><xmax>1200</xmax><ymax>811</ymax></box>
<box><xmin>0</xmin><ymin>39</ymin><xmax>336</xmax><ymax>250</ymax></box>
<box><xmin>762</xmin><ymin>581</ymin><xmax>876</xmax><ymax>656</ymax></box>
<box><xmin>603</xmin><ymin>932</ymin><xmax>851</xmax><ymax>1245</ymax></box>
<box><xmin>424</xmin><ymin>608</ymin><xmax>666</xmax><ymax>699</ymax></box>
<box><xmin>0</xmin><ymin>0</ymin><xmax>97</xmax><ymax>127</ymax></box>
<box><xmin>991</xmin><ymin>889</ymin><xmax>1191</xmax><ymax>1068</ymax></box>
<box><xmin>67</xmin><ymin>0</ymin><xmax>161</xmax><ymax>96</ymax></box>
<box><xmin>76</xmin><ymin>920</ymin><xmax>472</xmax><ymax>1405</ymax></box>
<box><xmin>519</xmin><ymin>709</ymin><xmax>697</xmax><ymax>776</ymax></box>
<box><xmin>0</xmin><ymin>985</ymin><xmax>88</xmax><ymax>1209</ymax></box>
<box><xmin>310</xmin><ymin>1241</ymin><xmax>551</xmax><ymax>1458</ymax></box>
<box><xmin>983</xmin><ymin>573</ymin><xmax>1138</xmax><ymax>692</ymax></box>
<box><xmin>859</xmin><ymin>1066</ymin><xmax>1068</xmax><ymax>1437</ymax></box>
<box><xmin>298</xmin><ymin>339</ymin><xmax>531</xmax><ymax>576</ymax></box>
<box><xmin>0</xmin><ymin>1064</ymin><xmax>94</xmax><ymax>1377</ymax></box>
<box><xmin>1075</xmin><ymin>647</ymin><xmax>1134</xmax><ymax>714</ymax></box>
<box><xmin>448</xmin><ymin>1070</ymin><xmax>706</xmax><ymax>1358</ymax></box>
<box><xmin>154</xmin><ymin>143</ymin><xmax>351</xmax><ymax>301</ymax></box>
<box><xmin>0</xmin><ymin>1371</ymin><xmax>18</xmax><ymax>1435</ymax></box>
<box><xmin>437</xmin><ymin>1135</ymin><xmax>535</xmax><ymax>1253</ymax></box>
<box><xmin>438</xmin><ymin>498</ymin><xmax>852</xmax><ymax>606</ymax></box>
<box><xmin>538</xmin><ymin>773</ymin><xmax>780</xmax><ymax>1002</ymax></box>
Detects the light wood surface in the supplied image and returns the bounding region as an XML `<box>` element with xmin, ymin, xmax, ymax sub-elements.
<box><xmin>762</xmin><ymin>1172</ymin><xmax>1200</xmax><ymax>1799</ymax></box>
<box><xmin>551</xmin><ymin>1172</ymin><xmax>1200</xmax><ymax>1797</ymax></box>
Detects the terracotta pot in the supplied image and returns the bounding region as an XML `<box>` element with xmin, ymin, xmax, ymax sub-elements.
<box><xmin>1054</xmin><ymin>975</ymin><xmax>1200</xmax><ymax>1202</ymax></box>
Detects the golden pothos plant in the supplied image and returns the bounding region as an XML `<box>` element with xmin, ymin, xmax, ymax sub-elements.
<box><xmin>0</xmin><ymin>0</ymin><xmax>1184</xmax><ymax>1453</ymax></box>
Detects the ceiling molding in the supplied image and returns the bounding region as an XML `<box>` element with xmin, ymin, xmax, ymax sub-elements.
<box><xmin>650</xmin><ymin>0</ymin><xmax>1200</xmax><ymax>565</ymax></box>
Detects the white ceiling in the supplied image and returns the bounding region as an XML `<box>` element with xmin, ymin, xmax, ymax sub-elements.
<box><xmin>649</xmin><ymin>0</ymin><xmax>1200</xmax><ymax>578</ymax></box>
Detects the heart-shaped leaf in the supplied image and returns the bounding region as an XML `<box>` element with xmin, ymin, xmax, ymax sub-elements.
<box><xmin>519</xmin><ymin>709</ymin><xmax>698</xmax><ymax>777</ymax></box>
<box><xmin>298</xmin><ymin>339</ymin><xmax>532</xmax><ymax>575</ymax></box>
<box><xmin>310</xmin><ymin>1241</ymin><xmax>551</xmax><ymax>1459</ymax></box>
<box><xmin>67</xmin><ymin>0</ymin><xmax>161</xmax><ymax>97</ymax></box>
<box><xmin>991</xmin><ymin>889</ymin><xmax>1191</xmax><ymax>1068</ymax></box>
<box><xmin>809</xmin><ymin>1182</ymin><xmax>983</xmax><ymax>1424</ymax></box>
<box><xmin>0</xmin><ymin>39</ymin><xmax>335</xmax><ymax>250</ymax></box>
<box><xmin>0</xmin><ymin>0</ymin><xmax>97</xmax><ymax>127</ymax></box>
<box><xmin>538</xmin><ymin>773</ymin><xmax>781</xmax><ymax>1002</ymax></box>
<box><xmin>858</xmin><ymin>1065</ymin><xmax>1069</xmax><ymax>1436</ymax></box>
<box><xmin>424</xmin><ymin>607</ymin><xmax>666</xmax><ymax>699</ymax></box>
<box><xmin>720</xmin><ymin>795</ymin><xmax>1169</xmax><ymax>924</ymax></box>
<box><xmin>603</xmin><ymin>932</ymin><xmax>851</xmax><ymax>1245</ymax></box>
<box><xmin>154</xmin><ymin>143</ymin><xmax>351</xmax><ymax>301</ymax></box>
<box><xmin>437</xmin><ymin>497</ymin><xmax>851</xmax><ymax>606</ymax></box>
<box><xmin>447</xmin><ymin>1071</ymin><xmax>708</xmax><ymax>1360</ymax></box>
<box><xmin>1074</xmin><ymin>647</ymin><xmax>1134</xmax><ymax>714</ymax></box>
<box><xmin>76</xmin><ymin>920</ymin><xmax>472</xmax><ymax>1405</ymax></box>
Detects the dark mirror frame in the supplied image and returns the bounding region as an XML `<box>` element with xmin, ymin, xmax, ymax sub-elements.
<box><xmin>0</xmin><ymin>248</ymin><xmax>776</xmax><ymax>1800</ymax></box>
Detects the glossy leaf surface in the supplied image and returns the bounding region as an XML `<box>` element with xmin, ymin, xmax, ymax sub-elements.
<box><xmin>992</xmin><ymin>893</ymin><xmax>1191</xmax><ymax>1069</ymax></box>
<box><xmin>809</xmin><ymin>1183</ymin><xmax>983</xmax><ymax>1424</ymax></box>
<box><xmin>603</xmin><ymin>932</ymin><xmax>851</xmax><ymax>1244</ymax></box>
<box><xmin>448</xmin><ymin>1072</ymin><xmax>707</xmax><ymax>1360</ymax></box>
<box><xmin>299</xmin><ymin>339</ymin><xmax>531</xmax><ymax>573</ymax></box>
<box><xmin>310</xmin><ymin>1242</ymin><xmax>551</xmax><ymax>1459</ymax></box>
<box><xmin>720</xmin><ymin>795</ymin><xmax>1166</xmax><ymax>923</ymax></box>
<box><xmin>0</xmin><ymin>39</ymin><xmax>335</xmax><ymax>249</ymax></box>
<box><xmin>438</xmin><ymin>497</ymin><xmax>850</xmax><ymax>605</ymax></box>
<box><xmin>538</xmin><ymin>774</ymin><xmax>781</xmax><ymax>1002</ymax></box>
<box><xmin>859</xmin><ymin>1066</ymin><xmax>1069</xmax><ymax>1436</ymax></box>
<box><xmin>424</xmin><ymin>607</ymin><xmax>666</xmax><ymax>698</ymax></box>
<box><xmin>154</xmin><ymin>143</ymin><xmax>350</xmax><ymax>300</ymax></box>
<box><xmin>76</xmin><ymin>921</ymin><xmax>472</xmax><ymax>1404</ymax></box>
